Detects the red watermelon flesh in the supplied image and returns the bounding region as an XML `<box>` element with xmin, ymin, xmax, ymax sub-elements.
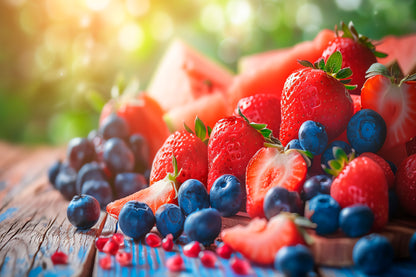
<box><xmin>147</xmin><ymin>39</ymin><xmax>234</xmax><ymax>112</ymax></box>
<box><xmin>227</xmin><ymin>29</ymin><xmax>335</xmax><ymax>108</ymax></box>
<box><xmin>377</xmin><ymin>33</ymin><xmax>416</xmax><ymax>75</ymax></box>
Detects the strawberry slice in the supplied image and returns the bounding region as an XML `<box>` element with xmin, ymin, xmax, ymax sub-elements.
<box><xmin>221</xmin><ymin>213</ymin><xmax>307</xmax><ymax>265</ymax></box>
<box><xmin>106</xmin><ymin>157</ymin><xmax>180</xmax><ymax>219</ymax></box>
<box><xmin>361</xmin><ymin>63</ymin><xmax>416</xmax><ymax>150</ymax></box>
<box><xmin>246</xmin><ymin>147</ymin><xmax>307</xmax><ymax>218</ymax></box>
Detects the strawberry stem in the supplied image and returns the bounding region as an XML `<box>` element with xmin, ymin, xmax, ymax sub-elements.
<box><xmin>322</xmin><ymin>147</ymin><xmax>355</xmax><ymax>177</ymax></box>
<box><xmin>184</xmin><ymin>116</ymin><xmax>210</xmax><ymax>144</ymax></box>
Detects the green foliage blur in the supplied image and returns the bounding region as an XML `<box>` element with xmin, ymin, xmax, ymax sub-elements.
<box><xmin>0</xmin><ymin>0</ymin><xmax>415</xmax><ymax>145</ymax></box>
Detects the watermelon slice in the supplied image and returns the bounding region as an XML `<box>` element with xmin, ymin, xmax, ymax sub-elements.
<box><xmin>377</xmin><ymin>33</ymin><xmax>416</xmax><ymax>75</ymax></box>
<box><xmin>147</xmin><ymin>39</ymin><xmax>234</xmax><ymax>112</ymax></box>
<box><xmin>227</xmin><ymin>29</ymin><xmax>335</xmax><ymax>107</ymax></box>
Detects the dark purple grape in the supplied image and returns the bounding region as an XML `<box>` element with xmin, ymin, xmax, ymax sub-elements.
<box><xmin>55</xmin><ymin>163</ymin><xmax>77</xmax><ymax>200</ymax></box>
<box><xmin>103</xmin><ymin>138</ymin><xmax>135</xmax><ymax>175</ymax></box>
<box><xmin>76</xmin><ymin>162</ymin><xmax>107</xmax><ymax>194</ymax></box>
<box><xmin>81</xmin><ymin>179</ymin><xmax>113</xmax><ymax>210</ymax></box>
<box><xmin>129</xmin><ymin>134</ymin><xmax>150</xmax><ymax>174</ymax></box>
<box><xmin>67</xmin><ymin>137</ymin><xmax>96</xmax><ymax>171</ymax></box>
<box><xmin>100</xmin><ymin>113</ymin><xmax>129</xmax><ymax>140</ymax></box>
<box><xmin>114</xmin><ymin>172</ymin><xmax>148</xmax><ymax>199</ymax></box>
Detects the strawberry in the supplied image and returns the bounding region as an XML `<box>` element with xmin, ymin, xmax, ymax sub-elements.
<box><xmin>360</xmin><ymin>152</ymin><xmax>395</xmax><ymax>188</ymax></box>
<box><xmin>406</xmin><ymin>137</ymin><xmax>416</xmax><ymax>156</ymax></box>
<box><xmin>328</xmin><ymin>153</ymin><xmax>389</xmax><ymax>230</ymax></box>
<box><xmin>395</xmin><ymin>154</ymin><xmax>416</xmax><ymax>217</ymax></box>
<box><xmin>100</xmin><ymin>92</ymin><xmax>170</xmax><ymax>162</ymax></box>
<box><xmin>150</xmin><ymin>117</ymin><xmax>209</xmax><ymax>186</ymax></box>
<box><xmin>246</xmin><ymin>146</ymin><xmax>308</xmax><ymax>218</ymax></box>
<box><xmin>221</xmin><ymin>213</ymin><xmax>309</xmax><ymax>265</ymax></box>
<box><xmin>321</xmin><ymin>21</ymin><xmax>386</xmax><ymax>94</ymax></box>
<box><xmin>234</xmin><ymin>94</ymin><xmax>281</xmax><ymax>138</ymax></box>
<box><xmin>106</xmin><ymin>156</ymin><xmax>181</xmax><ymax>218</ymax></box>
<box><xmin>361</xmin><ymin>63</ymin><xmax>416</xmax><ymax>151</ymax></box>
<box><xmin>207</xmin><ymin>115</ymin><xmax>267</xmax><ymax>193</ymax></box>
<box><xmin>279</xmin><ymin>51</ymin><xmax>354</xmax><ymax>146</ymax></box>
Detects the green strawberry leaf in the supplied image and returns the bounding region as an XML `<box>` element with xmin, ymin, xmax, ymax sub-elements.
<box><xmin>325</xmin><ymin>51</ymin><xmax>342</xmax><ymax>74</ymax></box>
<box><xmin>250</xmin><ymin>123</ymin><xmax>268</xmax><ymax>130</ymax></box>
<box><xmin>183</xmin><ymin>122</ymin><xmax>194</xmax><ymax>135</ymax></box>
<box><xmin>194</xmin><ymin>116</ymin><xmax>207</xmax><ymax>141</ymax></box>
<box><xmin>298</xmin><ymin>60</ymin><xmax>314</xmax><ymax>69</ymax></box>
<box><xmin>345</xmin><ymin>84</ymin><xmax>358</xmax><ymax>90</ymax></box>
<box><xmin>335</xmin><ymin>68</ymin><xmax>353</xmax><ymax>79</ymax></box>
<box><xmin>318</xmin><ymin>58</ymin><xmax>326</xmax><ymax>70</ymax></box>
<box><xmin>259</xmin><ymin>128</ymin><xmax>272</xmax><ymax>139</ymax></box>
<box><xmin>207</xmin><ymin>126</ymin><xmax>212</xmax><ymax>137</ymax></box>
<box><xmin>374</xmin><ymin>51</ymin><xmax>388</xmax><ymax>58</ymax></box>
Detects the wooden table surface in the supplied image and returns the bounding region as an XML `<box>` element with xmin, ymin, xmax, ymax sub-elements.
<box><xmin>0</xmin><ymin>141</ymin><xmax>415</xmax><ymax>277</ymax></box>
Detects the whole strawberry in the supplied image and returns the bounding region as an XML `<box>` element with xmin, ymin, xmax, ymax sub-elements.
<box><xmin>361</xmin><ymin>63</ymin><xmax>416</xmax><ymax>152</ymax></box>
<box><xmin>207</xmin><ymin>115</ymin><xmax>267</xmax><ymax>198</ymax></box>
<box><xmin>328</xmin><ymin>151</ymin><xmax>389</xmax><ymax>230</ymax></box>
<box><xmin>395</xmin><ymin>154</ymin><xmax>416</xmax><ymax>217</ymax></box>
<box><xmin>234</xmin><ymin>94</ymin><xmax>281</xmax><ymax>138</ymax></box>
<box><xmin>322</xmin><ymin>21</ymin><xmax>386</xmax><ymax>94</ymax></box>
<box><xmin>150</xmin><ymin>117</ymin><xmax>209</xmax><ymax>186</ymax></box>
<box><xmin>279</xmin><ymin>51</ymin><xmax>354</xmax><ymax>146</ymax></box>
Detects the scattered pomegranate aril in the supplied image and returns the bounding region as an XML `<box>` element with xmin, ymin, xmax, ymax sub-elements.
<box><xmin>112</xmin><ymin>233</ymin><xmax>125</xmax><ymax>246</ymax></box>
<box><xmin>145</xmin><ymin>233</ymin><xmax>162</xmax><ymax>248</ymax></box>
<box><xmin>166</xmin><ymin>254</ymin><xmax>184</xmax><ymax>272</ymax></box>
<box><xmin>162</xmin><ymin>234</ymin><xmax>174</xmax><ymax>251</ymax></box>
<box><xmin>116</xmin><ymin>251</ymin><xmax>133</xmax><ymax>266</ymax></box>
<box><xmin>99</xmin><ymin>255</ymin><xmax>112</xmax><ymax>270</ymax></box>
<box><xmin>216</xmin><ymin>243</ymin><xmax>233</xmax><ymax>259</ymax></box>
<box><xmin>95</xmin><ymin>236</ymin><xmax>110</xmax><ymax>252</ymax></box>
<box><xmin>199</xmin><ymin>250</ymin><xmax>217</xmax><ymax>268</ymax></box>
<box><xmin>51</xmin><ymin>251</ymin><xmax>68</xmax><ymax>265</ymax></box>
<box><xmin>230</xmin><ymin>256</ymin><xmax>253</xmax><ymax>275</ymax></box>
<box><xmin>183</xmin><ymin>241</ymin><xmax>202</xmax><ymax>258</ymax></box>
<box><xmin>103</xmin><ymin>238</ymin><xmax>120</xmax><ymax>255</ymax></box>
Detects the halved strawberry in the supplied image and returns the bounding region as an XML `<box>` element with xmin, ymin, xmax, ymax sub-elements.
<box><xmin>246</xmin><ymin>147</ymin><xmax>308</xmax><ymax>218</ymax></box>
<box><xmin>106</xmin><ymin>157</ymin><xmax>180</xmax><ymax>219</ymax></box>
<box><xmin>361</xmin><ymin>63</ymin><xmax>416</xmax><ymax>151</ymax></box>
<box><xmin>221</xmin><ymin>213</ymin><xmax>307</xmax><ymax>265</ymax></box>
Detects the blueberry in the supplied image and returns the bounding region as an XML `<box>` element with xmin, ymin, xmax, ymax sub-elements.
<box><xmin>103</xmin><ymin>137</ymin><xmax>135</xmax><ymax>175</ymax></box>
<box><xmin>301</xmin><ymin>175</ymin><xmax>333</xmax><ymax>201</ymax></box>
<box><xmin>409</xmin><ymin>232</ymin><xmax>416</xmax><ymax>261</ymax></box>
<box><xmin>119</xmin><ymin>201</ymin><xmax>155</xmax><ymax>240</ymax></box>
<box><xmin>305</xmin><ymin>194</ymin><xmax>340</xmax><ymax>235</ymax></box>
<box><xmin>178</xmin><ymin>179</ymin><xmax>210</xmax><ymax>216</ymax></box>
<box><xmin>76</xmin><ymin>162</ymin><xmax>107</xmax><ymax>194</ymax></box>
<box><xmin>67</xmin><ymin>137</ymin><xmax>96</xmax><ymax>171</ymax></box>
<box><xmin>347</xmin><ymin>109</ymin><xmax>387</xmax><ymax>154</ymax></box>
<box><xmin>353</xmin><ymin>234</ymin><xmax>394</xmax><ymax>275</ymax></box>
<box><xmin>48</xmin><ymin>160</ymin><xmax>62</xmax><ymax>187</ymax></box>
<box><xmin>184</xmin><ymin>208</ymin><xmax>222</xmax><ymax>246</ymax></box>
<box><xmin>274</xmin><ymin>244</ymin><xmax>314</xmax><ymax>277</ymax></box>
<box><xmin>55</xmin><ymin>164</ymin><xmax>77</xmax><ymax>200</ymax></box>
<box><xmin>263</xmin><ymin>187</ymin><xmax>302</xmax><ymax>219</ymax></box>
<box><xmin>81</xmin><ymin>179</ymin><xmax>113</xmax><ymax>210</ymax></box>
<box><xmin>129</xmin><ymin>134</ymin><xmax>150</xmax><ymax>174</ymax></box>
<box><xmin>114</xmin><ymin>172</ymin><xmax>148</xmax><ymax>199</ymax></box>
<box><xmin>155</xmin><ymin>204</ymin><xmax>185</xmax><ymax>239</ymax></box>
<box><xmin>99</xmin><ymin>113</ymin><xmax>129</xmax><ymax>140</ymax></box>
<box><xmin>321</xmin><ymin>140</ymin><xmax>353</xmax><ymax>168</ymax></box>
<box><xmin>67</xmin><ymin>194</ymin><xmax>101</xmax><ymax>230</ymax></box>
<box><xmin>209</xmin><ymin>175</ymin><xmax>242</xmax><ymax>217</ymax></box>
<box><xmin>298</xmin><ymin>120</ymin><xmax>328</xmax><ymax>155</ymax></box>
<box><xmin>339</xmin><ymin>205</ymin><xmax>374</xmax><ymax>237</ymax></box>
<box><xmin>286</xmin><ymin>139</ymin><xmax>303</xmax><ymax>150</ymax></box>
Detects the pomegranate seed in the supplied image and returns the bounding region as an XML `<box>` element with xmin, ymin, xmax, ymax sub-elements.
<box><xmin>103</xmin><ymin>238</ymin><xmax>120</xmax><ymax>255</ymax></box>
<box><xmin>183</xmin><ymin>241</ymin><xmax>202</xmax><ymax>258</ymax></box>
<box><xmin>116</xmin><ymin>251</ymin><xmax>132</xmax><ymax>266</ymax></box>
<box><xmin>51</xmin><ymin>251</ymin><xmax>68</xmax><ymax>265</ymax></box>
<box><xmin>166</xmin><ymin>254</ymin><xmax>184</xmax><ymax>272</ymax></box>
<box><xmin>162</xmin><ymin>234</ymin><xmax>174</xmax><ymax>251</ymax></box>
<box><xmin>199</xmin><ymin>250</ymin><xmax>217</xmax><ymax>268</ymax></box>
<box><xmin>112</xmin><ymin>233</ymin><xmax>124</xmax><ymax>246</ymax></box>
<box><xmin>99</xmin><ymin>255</ymin><xmax>112</xmax><ymax>270</ymax></box>
<box><xmin>216</xmin><ymin>243</ymin><xmax>233</xmax><ymax>259</ymax></box>
<box><xmin>230</xmin><ymin>257</ymin><xmax>252</xmax><ymax>275</ymax></box>
<box><xmin>95</xmin><ymin>237</ymin><xmax>110</xmax><ymax>252</ymax></box>
<box><xmin>145</xmin><ymin>233</ymin><xmax>162</xmax><ymax>247</ymax></box>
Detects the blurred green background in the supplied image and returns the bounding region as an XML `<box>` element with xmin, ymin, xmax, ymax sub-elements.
<box><xmin>0</xmin><ymin>0</ymin><xmax>415</xmax><ymax>145</ymax></box>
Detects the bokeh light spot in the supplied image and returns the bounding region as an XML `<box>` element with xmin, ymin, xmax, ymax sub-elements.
<box><xmin>85</xmin><ymin>0</ymin><xmax>111</xmax><ymax>11</ymax></box>
<box><xmin>335</xmin><ymin>0</ymin><xmax>362</xmax><ymax>11</ymax></box>
<box><xmin>126</xmin><ymin>0</ymin><xmax>150</xmax><ymax>17</ymax></box>
<box><xmin>218</xmin><ymin>38</ymin><xmax>240</xmax><ymax>64</ymax></box>
<box><xmin>226</xmin><ymin>0</ymin><xmax>252</xmax><ymax>26</ymax></box>
<box><xmin>118</xmin><ymin>22</ymin><xmax>144</xmax><ymax>51</ymax></box>
<box><xmin>150</xmin><ymin>12</ymin><xmax>173</xmax><ymax>41</ymax></box>
<box><xmin>296</xmin><ymin>3</ymin><xmax>322</xmax><ymax>34</ymax></box>
<box><xmin>200</xmin><ymin>4</ymin><xmax>225</xmax><ymax>33</ymax></box>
